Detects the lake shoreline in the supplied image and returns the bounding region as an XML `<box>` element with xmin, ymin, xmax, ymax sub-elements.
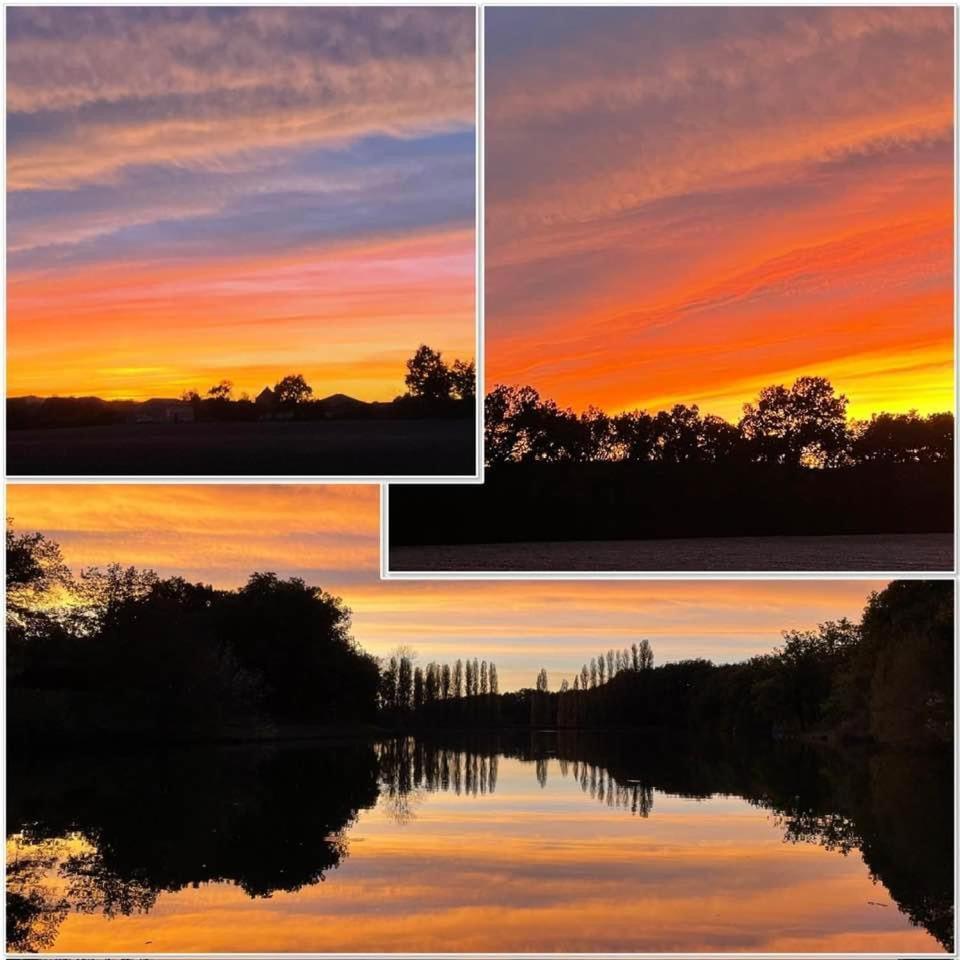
<box><xmin>10</xmin><ymin>718</ymin><xmax>947</xmax><ymax>756</ymax></box>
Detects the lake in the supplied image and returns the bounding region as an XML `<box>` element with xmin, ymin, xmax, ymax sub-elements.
<box><xmin>390</xmin><ymin>533</ymin><xmax>955</xmax><ymax>572</ymax></box>
<box><xmin>7</xmin><ymin>732</ymin><xmax>951</xmax><ymax>953</ymax></box>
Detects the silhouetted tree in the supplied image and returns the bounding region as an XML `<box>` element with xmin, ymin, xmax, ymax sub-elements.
<box><xmin>226</xmin><ymin>572</ymin><xmax>378</xmax><ymax>723</ymax></box>
<box><xmin>273</xmin><ymin>374</ymin><xmax>313</xmax><ymax>405</ymax></box>
<box><xmin>536</xmin><ymin>668</ymin><xmax>549</xmax><ymax>692</ymax></box>
<box><xmin>699</xmin><ymin>414</ymin><xmax>744</xmax><ymax>462</ymax></box>
<box><xmin>6</xmin><ymin>523</ymin><xmax>72</xmax><ymax>634</ymax></box>
<box><xmin>489</xmin><ymin>662</ymin><xmax>499</xmax><ymax>695</ymax></box>
<box><xmin>207</xmin><ymin>380</ymin><xmax>233</xmax><ymax>401</ymax></box>
<box><xmin>637</xmin><ymin>639</ymin><xmax>654</xmax><ymax>671</ymax></box>
<box><xmin>398</xmin><ymin>655</ymin><xmax>413</xmax><ymax>711</ymax></box>
<box><xmin>484</xmin><ymin>385</ymin><xmax>556</xmax><ymax>466</ymax></box>
<box><xmin>453</xmin><ymin>659</ymin><xmax>464</xmax><ymax>697</ymax></box>
<box><xmin>381</xmin><ymin>656</ymin><xmax>399</xmax><ymax>710</ymax></box>
<box><xmin>450</xmin><ymin>359</ymin><xmax>476</xmax><ymax>402</ymax></box>
<box><xmin>612</xmin><ymin>410</ymin><xmax>658</xmax><ymax>462</ymax></box>
<box><xmin>405</xmin><ymin>345</ymin><xmax>453</xmax><ymax>402</ymax></box>
<box><xmin>767</xmin><ymin>620</ymin><xmax>861</xmax><ymax>731</ymax></box>
<box><xmin>413</xmin><ymin>667</ymin><xmax>424</xmax><ymax>709</ymax></box>
<box><xmin>832</xmin><ymin>580</ymin><xmax>953</xmax><ymax>746</ymax></box>
<box><xmin>739</xmin><ymin>377</ymin><xmax>849</xmax><ymax>467</ymax></box>
<box><xmin>9</xmin><ymin>527</ymin><xmax>384</xmax><ymax>737</ymax></box>
<box><xmin>479</xmin><ymin>377</ymin><xmax>952</xmax><ymax>471</ymax></box>
<box><xmin>851</xmin><ymin>410</ymin><xmax>953</xmax><ymax>464</ymax></box>
<box><xmin>655</xmin><ymin>404</ymin><xmax>704</xmax><ymax>463</ymax></box>
<box><xmin>577</xmin><ymin>406</ymin><xmax>615</xmax><ymax>461</ymax></box>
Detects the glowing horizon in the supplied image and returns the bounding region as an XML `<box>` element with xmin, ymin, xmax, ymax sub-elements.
<box><xmin>486</xmin><ymin>7</ymin><xmax>955</xmax><ymax>422</ymax></box>
<box><xmin>8</xmin><ymin>484</ymin><xmax>890</xmax><ymax>692</ymax></box>
<box><xmin>6</xmin><ymin>7</ymin><xmax>476</xmax><ymax>402</ymax></box>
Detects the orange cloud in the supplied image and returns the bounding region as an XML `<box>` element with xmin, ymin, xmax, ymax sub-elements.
<box><xmin>8</xmin><ymin>229</ymin><xmax>475</xmax><ymax>401</ymax></box>
<box><xmin>6</xmin><ymin>482</ymin><xmax>887</xmax><ymax>688</ymax></box>
<box><xmin>7</xmin><ymin>8</ymin><xmax>476</xmax><ymax>402</ymax></box>
<box><xmin>485</xmin><ymin>7</ymin><xmax>954</xmax><ymax>419</ymax></box>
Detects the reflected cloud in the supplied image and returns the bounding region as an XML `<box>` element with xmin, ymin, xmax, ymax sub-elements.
<box><xmin>8</xmin><ymin>735</ymin><xmax>949</xmax><ymax>952</ymax></box>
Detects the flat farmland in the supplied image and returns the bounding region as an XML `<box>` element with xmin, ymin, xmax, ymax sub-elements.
<box><xmin>7</xmin><ymin>420</ymin><xmax>476</xmax><ymax>477</ymax></box>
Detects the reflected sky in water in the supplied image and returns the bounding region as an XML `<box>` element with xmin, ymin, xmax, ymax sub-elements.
<box><xmin>12</xmin><ymin>742</ymin><xmax>945</xmax><ymax>953</ymax></box>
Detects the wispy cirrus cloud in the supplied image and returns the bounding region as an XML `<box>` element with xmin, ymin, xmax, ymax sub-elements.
<box><xmin>7</xmin><ymin>6</ymin><xmax>476</xmax><ymax>400</ymax></box>
<box><xmin>486</xmin><ymin>7</ymin><xmax>954</xmax><ymax>419</ymax></box>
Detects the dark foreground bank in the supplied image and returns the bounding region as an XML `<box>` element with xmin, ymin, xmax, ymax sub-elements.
<box><xmin>390</xmin><ymin>532</ymin><xmax>955</xmax><ymax>571</ymax></box>
<box><xmin>389</xmin><ymin>461</ymin><xmax>953</xmax><ymax>549</ymax></box>
<box><xmin>7</xmin><ymin>419</ymin><xmax>476</xmax><ymax>476</ymax></box>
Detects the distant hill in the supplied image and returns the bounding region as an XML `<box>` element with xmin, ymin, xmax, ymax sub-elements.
<box><xmin>7</xmin><ymin>390</ymin><xmax>472</xmax><ymax>429</ymax></box>
<box><xmin>317</xmin><ymin>393</ymin><xmax>370</xmax><ymax>411</ymax></box>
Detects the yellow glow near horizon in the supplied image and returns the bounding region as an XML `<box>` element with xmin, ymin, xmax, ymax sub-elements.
<box><xmin>6</xmin><ymin>8</ymin><xmax>476</xmax><ymax>402</ymax></box>
<box><xmin>7</xmin><ymin>484</ymin><xmax>890</xmax><ymax>690</ymax></box>
<box><xmin>485</xmin><ymin>7</ymin><xmax>954</xmax><ymax>422</ymax></box>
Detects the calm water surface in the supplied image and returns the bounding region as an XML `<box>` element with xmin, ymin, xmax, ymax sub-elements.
<box><xmin>7</xmin><ymin>733</ymin><xmax>952</xmax><ymax>952</ymax></box>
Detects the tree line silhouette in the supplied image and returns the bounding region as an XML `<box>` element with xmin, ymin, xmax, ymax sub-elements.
<box><xmin>183</xmin><ymin>345</ymin><xmax>476</xmax><ymax>418</ymax></box>
<box><xmin>7</xmin><ymin>521</ymin><xmax>951</xmax><ymax>751</ymax></box>
<box><xmin>534</xmin><ymin>639</ymin><xmax>655</xmax><ymax>693</ymax></box>
<box><xmin>7</xmin><ymin>523</ymin><xmax>381</xmax><ymax>740</ymax></box>
<box><xmin>7</xmin><ymin>344</ymin><xmax>476</xmax><ymax>430</ymax></box>
<box><xmin>486</xmin><ymin>377</ymin><xmax>952</xmax><ymax>468</ymax></box>
<box><xmin>392</xmin><ymin>377</ymin><xmax>952</xmax><ymax>547</ymax></box>
<box><xmin>394</xmin><ymin>581</ymin><xmax>950</xmax><ymax>749</ymax></box>
<box><xmin>380</xmin><ymin>651</ymin><xmax>500</xmax><ymax>717</ymax></box>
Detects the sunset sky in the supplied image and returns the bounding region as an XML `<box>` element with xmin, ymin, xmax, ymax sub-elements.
<box><xmin>7</xmin><ymin>7</ymin><xmax>475</xmax><ymax>401</ymax></box>
<box><xmin>8</xmin><ymin>484</ymin><xmax>890</xmax><ymax>690</ymax></box>
<box><xmin>486</xmin><ymin>7</ymin><xmax>955</xmax><ymax>421</ymax></box>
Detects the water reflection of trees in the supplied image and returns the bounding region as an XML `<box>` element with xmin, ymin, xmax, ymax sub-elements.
<box><xmin>7</xmin><ymin>837</ymin><xmax>72</xmax><ymax>953</ymax></box>
<box><xmin>7</xmin><ymin>734</ymin><xmax>952</xmax><ymax>953</ymax></box>
<box><xmin>377</xmin><ymin>738</ymin><xmax>500</xmax><ymax>806</ymax></box>
<box><xmin>764</xmin><ymin>750</ymin><xmax>954</xmax><ymax>951</ymax></box>
<box><xmin>376</xmin><ymin>738</ymin><xmax>654</xmax><ymax>819</ymax></box>
<box><xmin>572</xmin><ymin>758</ymin><xmax>654</xmax><ymax>816</ymax></box>
<box><xmin>393</xmin><ymin>731</ymin><xmax>952</xmax><ymax>951</ymax></box>
<box><xmin>6</xmin><ymin>741</ymin><xmax>380</xmax><ymax>951</ymax></box>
